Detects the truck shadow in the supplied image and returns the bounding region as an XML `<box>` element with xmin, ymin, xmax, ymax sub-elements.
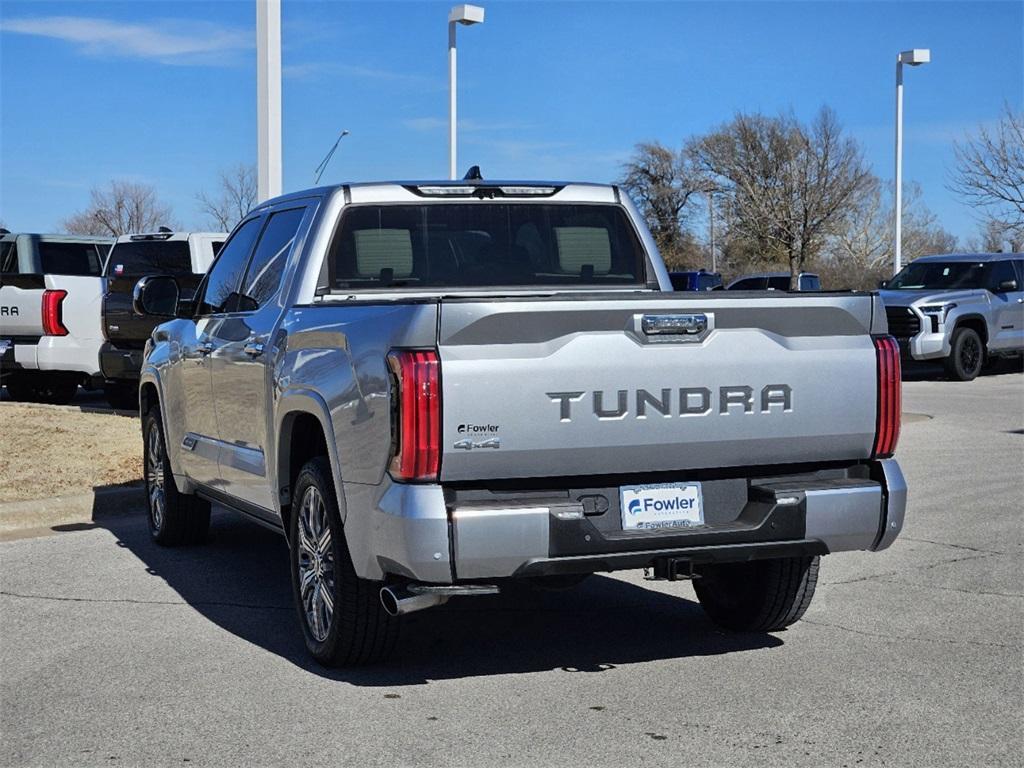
<box><xmin>95</xmin><ymin>508</ymin><xmax>783</xmax><ymax>686</ymax></box>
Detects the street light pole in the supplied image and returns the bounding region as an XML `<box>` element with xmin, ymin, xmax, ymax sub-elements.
<box><xmin>448</xmin><ymin>5</ymin><xmax>484</xmax><ymax>180</ymax></box>
<box><xmin>707</xmin><ymin>190</ymin><xmax>716</xmax><ymax>273</ymax></box>
<box><xmin>256</xmin><ymin>0</ymin><xmax>282</xmax><ymax>202</ymax></box>
<box><xmin>893</xmin><ymin>48</ymin><xmax>930</xmax><ymax>275</ymax></box>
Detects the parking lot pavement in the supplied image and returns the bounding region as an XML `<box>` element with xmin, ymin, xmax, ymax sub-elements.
<box><xmin>1</xmin><ymin>372</ymin><xmax>1021</xmax><ymax>768</ymax></box>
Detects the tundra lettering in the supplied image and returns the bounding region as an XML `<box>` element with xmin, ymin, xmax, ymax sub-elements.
<box><xmin>549</xmin><ymin>385</ymin><xmax>794</xmax><ymax>421</ymax></box>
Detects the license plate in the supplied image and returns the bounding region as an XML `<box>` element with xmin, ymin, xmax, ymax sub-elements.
<box><xmin>620</xmin><ymin>482</ymin><xmax>704</xmax><ymax>531</ymax></box>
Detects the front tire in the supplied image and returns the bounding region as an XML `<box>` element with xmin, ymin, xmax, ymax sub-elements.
<box><xmin>694</xmin><ymin>556</ymin><xmax>819</xmax><ymax>632</ymax></box>
<box><xmin>143</xmin><ymin>407</ymin><xmax>210</xmax><ymax>546</ymax></box>
<box><xmin>945</xmin><ymin>326</ymin><xmax>984</xmax><ymax>381</ymax></box>
<box><xmin>289</xmin><ymin>456</ymin><xmax>398</xmax><ymax>667</ymax></box>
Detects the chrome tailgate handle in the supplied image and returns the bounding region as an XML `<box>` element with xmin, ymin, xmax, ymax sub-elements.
<box><xmin>640</xmin><ymin>313</ymin><xmax>711</xmax><ymax>338</ymax></box>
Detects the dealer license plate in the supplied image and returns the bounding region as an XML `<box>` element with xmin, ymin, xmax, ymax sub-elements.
<box><xmin>620</xmin><ymin>482</ymin><xmax>704</xmax><ymax>531</ymax></box>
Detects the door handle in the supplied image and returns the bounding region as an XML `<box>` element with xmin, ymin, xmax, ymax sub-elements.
<box><xmin>243</xmin><ymin>340</ymin><xmax>265</xmax><ymax>358</ymax></box>
<box><xmin>198</xmin><ymin>341</ymin><xmax>214</xmax><ymax>355</ymax></box>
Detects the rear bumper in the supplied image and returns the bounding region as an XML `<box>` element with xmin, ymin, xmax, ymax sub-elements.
<box><xmin>35</xmin><ymin>335</ymin><xmax>102</xmax><ymax>377</ymax></box>
<box><xmin>343</xmin><ymin>460</ymin><xmax>908</xmax><ymax>583</ymax></box>
<box><xmin>99</xmin><ymin>342</ymin><xmax>143</xmax><ymax>381</ymax></box>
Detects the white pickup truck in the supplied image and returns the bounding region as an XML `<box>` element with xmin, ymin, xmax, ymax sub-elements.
<box><xmin>1</xmin><ymin>231</ymin><xmax>113</xmax><ymax>403</ymax></box>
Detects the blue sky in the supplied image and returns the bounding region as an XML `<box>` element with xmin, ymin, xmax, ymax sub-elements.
<box><xmin>1</xmin><ymin>0</ymin><xmax>1021</xmax><ymax>241</ymax></box>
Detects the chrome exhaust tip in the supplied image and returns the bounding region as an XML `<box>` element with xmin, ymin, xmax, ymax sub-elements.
<box><xmin>379</xmin><ymin>586</ymin><xmax>448</xmax><ymax>617</ymax></box>
<box><xmin>379</xmin><ymin>583</ymin><xmax>500</xmax><ymax>617</ymax></box>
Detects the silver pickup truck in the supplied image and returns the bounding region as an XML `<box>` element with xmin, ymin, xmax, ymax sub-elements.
<box><xmin>880</xmin><ymin>253</ymin><xmax>1024</xmax><ymax>380</ymax></box>
<box><xmin>134</xmin><ymin>180</ymin><xmax>907</xmax><ymax>666</ymax></box>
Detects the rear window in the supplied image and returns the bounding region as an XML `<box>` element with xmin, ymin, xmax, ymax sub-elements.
<box><xmin>39</xmin><ymin>241</ymin><xmax>103</xmax><ymax>276</ymax></box>
<box><xmin>104</xmin><ymin>240</ymin><xmax>191</xmax><ymax>277</ymax></box>
<box><xmin>328</xmin><ymin>203</ymin><xmax>646</xmax><ymax>290</ymax></box>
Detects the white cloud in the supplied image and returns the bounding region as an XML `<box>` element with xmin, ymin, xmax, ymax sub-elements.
<box><xmin>0</xmin><ymin>16</ymin><xmax>251</xmax><ymax>65</ymax></box>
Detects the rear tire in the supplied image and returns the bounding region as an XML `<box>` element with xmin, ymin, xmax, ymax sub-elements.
<box><xmin>4</xmin><ymin>372</ymin><xmax>78</xmax><ymax>404</ymax></box>
<box><xmin>694</xmin><ymin>556</ymin><xmax>819</xmax><ymax>632</ymax></box>
<box><xmin>104</xmin><ymin>382</ymin><xmax>139</xmax><ymax>411</ymax></box>
<box><xmin>143</xmin><ymin>407</ymin><xmax>210</xmax><ymax>546</ymax></box>
<box><xmin>289</xmin><ymin>456</ymin><xmax>398</xmax><ymax>666</ymax></box>
<box><xmin>945</xmin><ymin>327</ymin><xmax>984</xmax><ymax>381</ymax></box>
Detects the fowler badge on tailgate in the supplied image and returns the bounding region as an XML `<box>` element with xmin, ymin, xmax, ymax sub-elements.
<box><xmin>621</xmin><ymin>483</ymin><xmax>704</xmax><ymax>530</ymax></box>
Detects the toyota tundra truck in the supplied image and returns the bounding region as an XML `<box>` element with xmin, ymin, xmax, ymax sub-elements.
<box><xmin>880</xmin><ymin>252</ymin><xmax>1024</xmax><ymax>381</ymax></box>
<box><xmin>133</xmin><ymin>179</ymin><xmax>907</xmax><ymax>666</ymax></box>
<box><xmin>1</xmin><ymin>231</ymin><xmax>113</xmax><ymax>403</ymax></box>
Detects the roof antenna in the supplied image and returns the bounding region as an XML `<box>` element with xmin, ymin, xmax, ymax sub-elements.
<box><xmin>314</xmin><ymin>129</ymin><xmax>351</xmax><ymax>185</ymax></box>
<box><xmin>158</xmin><ymin>226</ymin><xmax>173</xmax><ymax>233</ymax></box>
<box><xmin>463</xmin><ymin>165</ymin><xmax>482</xmax><ymax>181</ymax></box>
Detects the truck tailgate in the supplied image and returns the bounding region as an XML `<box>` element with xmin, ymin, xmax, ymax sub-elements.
<box><xmin>438</xmin><ymin>294</ymin><xmax>881</xmax><ymax>481</ymax></box>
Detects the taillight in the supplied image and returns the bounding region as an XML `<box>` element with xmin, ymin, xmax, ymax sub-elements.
<box><xmin>42</xmin><ymin>289</ymin><xmax>69</xmax><ymax>336</ymax></box>
<box><xmin>387</xmin><ymin>349</ymin><xmax>441</xmax><ymax>482</ymax></box>
<box><xmin>872</xmin><ymin>335</ymin><xmax>901</xmax><ymax>458</ymax></box>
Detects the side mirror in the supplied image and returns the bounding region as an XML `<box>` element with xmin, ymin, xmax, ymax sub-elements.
<box><xmin>998</xmin><ymin>278</ymin><xmax>1018</xmax><ymax>292</ymax></box>
<box><xmin>133</xmin><ymin>275</ymin><xmax>180</xmax><ymax>317</ymax></box>
<box><xmin>878</xmin><ymin>279</ymin><xmax>889</xmax><ymax>289</ymax></box>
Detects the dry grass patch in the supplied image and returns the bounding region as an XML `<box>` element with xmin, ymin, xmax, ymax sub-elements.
<box><xmin>0</xmin><ymin>404</ymin><xmax>143</xmax><ymax>503</ymax></box>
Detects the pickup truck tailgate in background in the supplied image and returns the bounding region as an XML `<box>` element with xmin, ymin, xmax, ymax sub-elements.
<box><xmin>438</xmin><ymin>296</ymin><xmax>879</xmax><ymax>481</ymax></box>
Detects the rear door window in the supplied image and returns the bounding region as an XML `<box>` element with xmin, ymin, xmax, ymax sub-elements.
<box><xmin>238</xmin><ymin>207</ymin><xmax>305</xmax><ymax>310</ymax></box>
<box><xmin>104</xmin><ymin>240</ymin><xmax>191</xmax><ymax>277</ymax></box>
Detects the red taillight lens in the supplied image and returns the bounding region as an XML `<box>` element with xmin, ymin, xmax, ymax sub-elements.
<box><xmin>42</xmin><ymin>289</ymin><xmax>69</xmax><ymax>336</ymax></box>
<box><xmin>872</xmin><ymin>335</ymin><xmax>901</xmax><ymax>458</ymax></box>
<box><xmin>387</xmin><ymin>349</ymin><xmax>441</xmax><ymax>482</ymax></box>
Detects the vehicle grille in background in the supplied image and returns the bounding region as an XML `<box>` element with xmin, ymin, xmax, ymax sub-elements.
<box><xmin>884</xmin><ymin>306</ymin><xmax>920</xmax><ymax>338</ymax></box>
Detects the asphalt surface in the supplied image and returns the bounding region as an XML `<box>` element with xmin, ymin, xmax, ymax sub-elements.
<box><xmin>2</xmin><ymin>369</ymin><xmax>1022</xmax><ymax>767</ymax></box>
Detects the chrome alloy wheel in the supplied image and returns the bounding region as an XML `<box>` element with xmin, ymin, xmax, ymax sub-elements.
<box><xmin>297</xmin><ymin>486</ymin><xmax>335</xmax><ymax>642</ymax></box>
<box><xmin>145</xmin><ymin>423</ymin><xmax>166</xmax><ymax>531</ymax></box>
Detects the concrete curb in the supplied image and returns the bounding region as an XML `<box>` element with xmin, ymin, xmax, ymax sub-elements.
<box><xmin>0</xmin><ymin>484</ymin><xmax>145</xmax><ymax>540</ymax></box>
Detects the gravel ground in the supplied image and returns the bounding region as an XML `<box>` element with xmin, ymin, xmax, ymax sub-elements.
<box><xmin>0</xmin><ymin>402</ymin><xmax>142</xmax><ymax>502</ymax></box>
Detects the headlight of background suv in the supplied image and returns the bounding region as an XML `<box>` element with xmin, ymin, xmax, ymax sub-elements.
<box><xmin>919</xmin><ymin>303</ymin><xmax>957</xmax><ymax>332</ymax></box>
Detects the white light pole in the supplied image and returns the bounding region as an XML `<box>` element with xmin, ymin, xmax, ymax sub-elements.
<box><xmin>448</xmin><ymin>4</ymin><xmax>484</xmax><ymax>180</ymax></box>
<box><xmin>257</xmin><ymin>0</ymin><xmax>282</xmax><ymax>202</ymax></box>
<box><xmin>894</xmin><ymin>48</ymin><xmax>930</xmax><ymax>275</ymax></box>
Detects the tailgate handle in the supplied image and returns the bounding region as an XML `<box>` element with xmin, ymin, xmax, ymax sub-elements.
<box><xmin>641</xmin><ymin>313</ymin><xmax>708</xmax><ymax>336</ymax></box>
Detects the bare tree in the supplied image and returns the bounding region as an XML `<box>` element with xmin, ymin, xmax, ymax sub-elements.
<box><xmin>963</xmin><ymin>217</ymin><xmax>1022</xmax><ymax>253</ymax></box>
<box><xmin>822</xmin><ymin>180</ymin><xmax>957</xmax><ymax>289</ymax></box>
<box><xmin>950</xmin><ymin>105</ymin><xmax>1024</xmax><ymax>241</ymax></box>
<box><xmin>63</xmin><ymin>180</ymin><xmax>174</xmax><ymax>236</ymax></box>
<box><xmin>619</xmin><ymin>142</ymin><xmax>704</xmax><ymax>269</ymax></box>
<box><xmin>691</xmin><ymin>107</ymin><xmax>873</xmax><ymax>288</ymax></box>
<box><xmin>196</xmin><ymin>164</ymin><xmax>257</xmax><ymax>231</ymax></box>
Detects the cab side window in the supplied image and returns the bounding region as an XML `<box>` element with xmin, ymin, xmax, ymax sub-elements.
<box><xmin>196</xmin><ymin>217</ymin><xmax>262</xmax><ymax>315</ymax></box>
<box><xmin>988</xmin><ymin>260</ymin><xmax>1017</xmax><ymax>293</ymax></box>
<box><xmin>0</xmin><ymin>240</ymin><xmax>17</xmax><ymax>274</ymax></box>
<box><xmin>238</xmin><ymin>207</ymin><xmax>306</xmax><ymax>310</ymax></box>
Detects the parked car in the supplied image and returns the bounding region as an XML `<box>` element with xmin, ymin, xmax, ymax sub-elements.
<box><xmin>100</xmin><ymin>230</ymin><xmax>225</xmax><ymax>409</ymax></box>
<box><xmin>669</xmin><ymin>269</ymin><xmax>722</xmax><ymax>291</ymax></box>
<box><xmin>879</xmin><ymin>253</ymin><xmax>1024</xmax><ymax>381</ymax></box>
<box><xmin>0</xmin><ymin>231</ymin><xmax>112</xmax><ymax>403</ymax></box>
<box><xmin>726</xmin><ymin>271</ymin><xmax>821</xmax><ymax>291</ymax></box>
<box><xmin>133</xmin><ymin>179</ymin><xmax>906</xmax><ymax>666</ymax></box>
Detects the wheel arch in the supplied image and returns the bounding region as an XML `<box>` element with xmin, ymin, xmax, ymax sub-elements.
<box><xmin>276</xmin><ymin>390</ymin><xmax>347</xmax><ymax>540</ymax></box>
<box><xmin>953</xmin><ymin>314</ymin><xmax>989</xmax><ymax>346</ymax></box>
